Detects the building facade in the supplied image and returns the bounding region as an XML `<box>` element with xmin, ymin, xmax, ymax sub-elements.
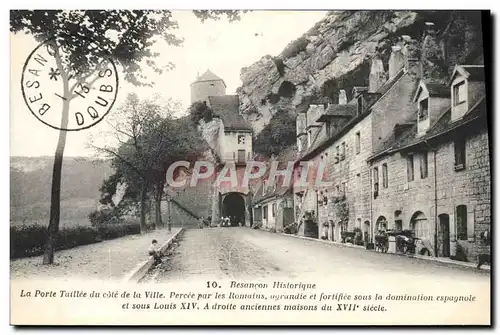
<box><xmin>368</xmin><ymin>64</ymin><xmax>490</xmax><ymax>261</ymax></box>
<box><xmin>289</xmin><ymin>27</ymin><xmax>490</xmax><ymax>263</ymax></box>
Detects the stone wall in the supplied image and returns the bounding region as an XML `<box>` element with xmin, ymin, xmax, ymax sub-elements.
<box><xmin>371</xmin><ymin>127</ymin><xmax>491</xmax><ymax>260</ymax></box>
<box><xmin>371</xmin><ymin>150</ymin><xmax>436</xmax><ymax>254</ymax></box>
<box><xmin>295</xmin><ymin>113</ymin><xmax>373</xmax><ymax>240</ymax></box>
<box><xmin>371</xmin><ymin>73</ymin><xmax>419</xmax><ymax>153</ymax></box>
<box><xmin>191</xmin><ymin>79</ymin><xmax>226</xmax><ymax>104</ymax></box>
<box><xmin>435</xmin><ymin>129</ymin><xmax>491</xmax><ymax>261</ymax></box>
<box><xmin>161</xmin><ymin>199</ymin><xmax>200</xmax><ymax>229</ymax></box>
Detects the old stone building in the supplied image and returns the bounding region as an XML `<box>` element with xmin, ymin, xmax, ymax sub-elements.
<box><xmin>293</xmin><ymin>36</ymin><xmax>421</xmax><ymax>242</ymax></box>
<box><xmin>252</xmin><ymin>147</ymin><xmax>297</xmax><ymax>232</ymax></box>
<box><xmin>368</xmin><ymin>64</ymin><xmax>490</xmax><ymax>261</ymax></box>
<box><xmin>291</xmin><ymin>21</ymin><xmax>490</xmax><ymax>263</ymax></box>
<box><xmin>190</xmin><ymin>70</ymin><xmax>254</xmax><ymax>227</ymax></box>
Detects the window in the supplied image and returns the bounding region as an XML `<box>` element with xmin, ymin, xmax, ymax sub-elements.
<box><xmin>342</xmin><ymin>182</ymin><xmax>346</xmax><ymax>196</ymax></box>
<box><xmin>263</xmin><ymin>205</ymin><xmax>268</xmax><ymax>220</ymax></box>
<box><xmin>335</xmin><ymin>146</ymin><xmax>340</xmax><ymax>163</ymax></box>
<box><xmin>326</xmin><ymin>121</ymin><xmax>331</xmax><ymax>137</ymax></box>
<box><xmin>420</xmin><ymin>152</ymin><xmax>428</xmax><ymax>179</ymax></box>
<box><xmin>382</xmin><ymin>163</ymin><xmax>388</xmax><ymax>188</ymax></box>
<box><xmin>357</xmin><ymin>96</ymin><xmax>363</xmax><ymax>115</ymax></box>
<box><xmin>373</xmin><ymin>167</ymin><xmax>379</xmax><ymax>198</ymax></box>
<box><xmin>456</xmin><ymin>205</ymin><xmax>467</xmax><ymax>240</ymax></box>
<box><xmin>419</xmin><ymin>98</ymin><xmax>429</xmax><ymax>121</ymax></box>
<box><xmin>238</xmin><ymin>135</ymin><xmax>245</xmax><ymax>145</ymax></box>
<box><xmin>453</xmin><ymin>81</ymin><xmax>466</xmax><ymax>106</ymax></box>
<box><xmin>272</xmin><ymin>203</ymin><xmax>276</xmax><ymax>217</ymax></box>
<box><xmin>454</xmin><ymin>138</ymin><xmax>466</xmax><ymax>170</ymax></box>
<box><xmin>341</xmin><ymin>142</ymin><xmax>346</xmax><ymax>160</ymax></box>
<box><xmin>407</xmin><ymin>155</ymin><xmax>414</xmax><ymax>182</ymax></box>
<box><xmin>336</xmin><ymin>185</ymin><xmax>340</xmax><ymax>197</ymax></box>
<box><xmin>307</xmin><ymin>130</ymin><xmax>312</xmax><ymax>148</ymax></box>
<box><xmin>355</xmin><ymin>132</ymin><xmax>361</xmax><ymax>154</ymax></box>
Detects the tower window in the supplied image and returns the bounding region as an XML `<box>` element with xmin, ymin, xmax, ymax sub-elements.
<box><xmin>210</xmin><ymin>83</ymin><xmax>215</xmax><ymax>87</ymax></box>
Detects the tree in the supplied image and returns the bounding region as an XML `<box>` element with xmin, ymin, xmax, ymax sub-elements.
<box><xmin>93</xmin><ymin>93</ymin><xmax>173</xmax><ymax>230</ymax></box>
<box><xmin>148</xmin><ymin>116</ymin><xmax>208</xmax><ymax>229</ymax></box>
<box><xmin>11</xmin><ymin>9</ymin><xmax>245</xmax><ymax>264</ymax></box>
<box><xmin>253</xmin><ymin>110</ymin><xmax>297</xmax><ymax>158</ymax></box>
<box><xmin>93</xmin><ymin>94</ymin><xmax>206</xmax><ymax>231</ymax></box>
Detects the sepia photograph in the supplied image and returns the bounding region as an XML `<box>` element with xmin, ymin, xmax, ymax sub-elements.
<box><xmin>9</xmin><ymin>8</ymin><xmax>491</xmax><ymax>326</ymax></box>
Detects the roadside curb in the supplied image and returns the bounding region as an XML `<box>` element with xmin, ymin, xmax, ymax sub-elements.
<box><xmin>281</xmin><ymin>233</ymin><xmax>490</xmax><ymax>272</ymax></box>
<box><xmin>282</xmin><ymin>233</ymin><xmax>366</xmax><ymax>250</ymax></box>
<box><xmin>122</xmin><ymin>228</ymin><xmax>184</xmax><ymax>283</ymax></box>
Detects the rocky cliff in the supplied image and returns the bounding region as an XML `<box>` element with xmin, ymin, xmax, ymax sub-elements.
<box><xmin>237</xmin><ymin>10</ymin><xmax>485</xmax><ymax>135</ymax></box>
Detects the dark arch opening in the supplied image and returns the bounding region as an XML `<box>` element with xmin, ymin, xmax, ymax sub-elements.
<box><xmin>222</xmin><ymin>193</ymin><xmax>245</xmax><ymax>227</ymax></box>
<box><xmin>376</xmin><ymin>216</ymin><xmax>387</xmax><ymax>231</ymax></box>
<box><xmin>278</xmin><ymin>81</ymin><xmax>296</xmax><ymax>98</ymax></box>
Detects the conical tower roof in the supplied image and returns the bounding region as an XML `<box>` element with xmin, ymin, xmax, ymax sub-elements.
<box><xmin>192</xmin><ymin>69</ymin><xmax>226</xmax><ymax>87</ymax></box>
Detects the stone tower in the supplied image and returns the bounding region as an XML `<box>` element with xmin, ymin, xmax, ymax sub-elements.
<box><xmin>190</xmin><ymin>69</ymin><xmax>227</xmax><ymax>104</ymax></box>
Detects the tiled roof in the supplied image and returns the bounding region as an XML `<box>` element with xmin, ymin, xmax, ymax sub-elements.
<box><xmin>369</xmin><ymin>95</ymin><xmax>487</xmax><ymax>161</ymax></box>
<box><xmin>317</xmin><ymin>104</ymin><xmax>357</xmax><ymax>122</ymax></box>
<box><xmin>296</xmin><ymin>70</ymin><xmax>410</xmax><ymax>163</ymax></box>
<box><xmin>194</xmin><ymin>69</ymin><xmax>225</xmax><ymax>83</ymax></box>
<box><xmin>426</xmin><ymin>83</ymin><xmax>450</xmax><ymax>97</ymax></box>
<box><xmin>449</xmin><ymin>65</ymin><xmax>485</xmax><ymax>85</ymax></box>
<box><xmin>208</xmin><ymin>95</ymin><xmax>253</xmax><ymax>131</ymax></box>
<box><xmin>376</xmin><ymin>68</ymin><xmax>406</xmax><ymax>97</ymax></box>
<box><xmin>352</xmin><ymin>86</ymin><xmax>368</xmax><ymax>97</ymax></box>
<box><xmin>461</xmin><ymin>65</ymin><xmax>485</xmax><ymax>82</ymax></box>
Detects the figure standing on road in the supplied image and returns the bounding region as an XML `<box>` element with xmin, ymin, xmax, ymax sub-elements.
<box><xmin>198</xmin><ymin>217</ymin><xmax>204</xmax><ymax>229</ymax></box>
<box><xmin>148</xmin><ymin>239</ymin><xmax>162</xmax><ymax>266</ymax></box>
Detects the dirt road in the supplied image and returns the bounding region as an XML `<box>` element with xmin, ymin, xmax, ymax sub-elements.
<box><xmin>153</xmin><ymin>227</ymin><xmax>490</xmax><ymax>284</ymax></box>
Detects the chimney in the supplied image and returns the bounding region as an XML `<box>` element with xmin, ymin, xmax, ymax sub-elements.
<box><xmin>401</xmin><ymin>35</ymin><xmax>421</xmax><ymax>78</ymax></box>
<box><xmin>317</xmin><ymin>104</ymin><xmax>325</xmax><ymax>119</ymax></box>
<box><xmin>421</xmin><ymin>22</ymin><xmax>446</xmax><ymax>82</ymax></box>
<box><xmin>306</xmin><ymin>105</ymin><xmax>321</xmax><ymax>128</ymax></box>
<box><xmin>388</xmin><ymin>45</ymin><xmax>405</xmax><ymax>79</ymax></box>
<box><xmin>296</xmin><ymin>112</ymin><xmax>307</xmax><ymax>152</ymax></box>
<box><xmin>338</xmin><ymin>90</ymin><xmax>347</xmax><ymax>105</ymax></box>
<box><xmin>305</xmin><ymin>104</ymin><xmax>322</xmax><ymax>149</ymax></box>
<box><xmin>368</xmin><ymin>55</ymin><xmax>387</xmax><ymax>93</ymax></box>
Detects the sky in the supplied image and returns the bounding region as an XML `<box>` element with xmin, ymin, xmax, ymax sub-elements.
<box><xmin>10</xmin><ymin>10</ymin><xmax>327</xmax><ymax>157</ymax></box>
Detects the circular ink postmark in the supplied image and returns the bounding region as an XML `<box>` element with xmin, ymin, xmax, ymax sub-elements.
<box><xmin>21</xmin><ymin>36</ymin><xmax>119</xmax><ymax>131</ymax></box>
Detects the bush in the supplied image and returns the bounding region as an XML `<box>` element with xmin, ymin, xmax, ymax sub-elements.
<box><xmin>10</xmin><ymin>222</ymin><xmax>141</xmax><ymax>259</ymax></box>
<box><xmin>253</xmin><ymin>111</ymin><xmax>296</xmax><ymax>158</ymax></box>
<box><xmin>282</xmin><ymin>36</ymin><xmax>309</xmax><ymax>59</ymax></box>
<box><xmin>283</xmin><ymin>222</ymin><xmax>298</xmax><ymax>234</ymax></box>
<box><xmin>89</xmin><ymin>208</ymin><xmax>122</xmax><ymax>227</ymax></box>
<box><xmin>98</xmin><ymin>222</ymin><xmax>141</xmax><ymax>240</ymax></box>
<box><xmin>10</xmin><ymin>224</ymin><xmax>100</xmax><ymax>259</ymax></box>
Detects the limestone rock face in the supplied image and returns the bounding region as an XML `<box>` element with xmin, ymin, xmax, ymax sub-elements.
<box><xmin>236</xmin><ymin>10</ymin><xmax>484</xmax><ymax>136</ymax></box>
<box><xmin>198</xmin><ymin>118</ymin><xmax>222</xmax><ymax>153</ymax></box>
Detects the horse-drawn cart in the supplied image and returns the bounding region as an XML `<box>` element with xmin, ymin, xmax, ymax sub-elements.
<box><xmin>374</xmin><ymin>232</ymin><xmax>388</xmax><ymax>252</ymax></box>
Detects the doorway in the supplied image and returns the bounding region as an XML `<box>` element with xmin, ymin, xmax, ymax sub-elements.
<box><xmin>222</xmin><ymin>193</ymin><xmax>245</xmax><ymax>226</ymax></box>
<box><xmin>439</xmin><ymin>214</ymin><xmax>450</xmax><ymax>257</ymax></box>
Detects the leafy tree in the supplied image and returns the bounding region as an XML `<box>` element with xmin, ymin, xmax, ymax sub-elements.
<box><xmin>253</xmin><ymin>110</ymin><xmax>297</xmax><ymax>158</ymax></box>
<box><xmin>93</xmin><ymin>94</ymin><xmax>206</xmax><ymax>231</ymax></box>
<box><xmin>189</xmin><ymin>101</ymin><xmax>214</xmax><ymax>124</ymax></box>
<box><xmin>10</xmin><ymin>9</ymin><xmax>245</xmax><ymax>264</ymax></box>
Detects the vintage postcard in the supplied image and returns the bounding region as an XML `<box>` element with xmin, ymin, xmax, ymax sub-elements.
<box><xmin>10</xmin><ymin>9</ymin><xmax>491</xmax><ymax>326</ymax></box>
